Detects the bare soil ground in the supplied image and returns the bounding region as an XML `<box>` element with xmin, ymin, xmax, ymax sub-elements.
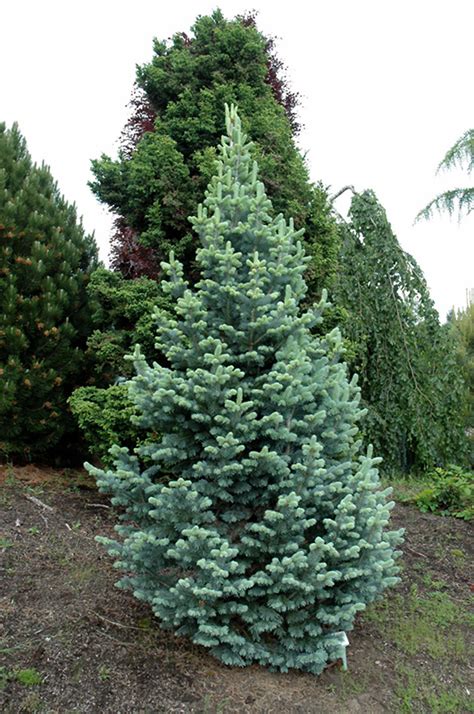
<box><xmin>0</xmin><ymin>465</ymin><xmax>473</xmax><ymax>713</ymax></box>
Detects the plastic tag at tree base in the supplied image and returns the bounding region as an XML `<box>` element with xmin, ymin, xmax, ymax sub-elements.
<box><xmin>332</xmin><ymin>631</ymin><xmax>349</xmax><ymax>671</ymax></box>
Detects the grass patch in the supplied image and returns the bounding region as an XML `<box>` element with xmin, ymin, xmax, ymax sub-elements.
<box><xmin>395</xmin><ymin>665</ymin><xmax>474</xmax><ymax>713</ymax></box>
<box><xmin>382</xmin><ymin>474</ymin><xmax>432</xmax><ymax>502</ymax></box>
<box><xmin>67</xmin><ymin>563</ymin><xmax>101</xmax><ymax>586</ymax></box>
<box><xmin>364</xmin><ymin>584</ymin><xmax>472</xmax><ymax>660</ymax></box>
<box><xmin>364</xmin><ymin>582</ymin><xmax>473</xmax><ymax>712</ymax></box>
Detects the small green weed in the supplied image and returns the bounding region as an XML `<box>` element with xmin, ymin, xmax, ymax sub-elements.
<box><xmin>5</xmin><ymin>464</ymin><xmax>16</xmax><ymax>486</ymax></box>
<box><xmin>0</xmin><ymin>537</ymin><xmax>14</xmax><ymax>549</ymax></box>
<box><xmin>0</xmin><ymin>667</ymin><xmax>43</xmax><ymax>690</ymax></box>
<box><xmin>65</xmin><ymin>469</ymin><xmax>96</xmax><ymax>492</ymax></box>
<box><xmin>98</xmin><ymin>665</ymin><xmax>111</xmax><ymax>681</ymax></box>
<box><xmin>201</xmin><ymin>695</ymin><xmax>231</xmax><ymax>714</ymax></box>
<box><xmin>395</xmin><ymin>667</ymin><xmax>418</xmax><ymax>713</ymax></box>
<box><xmin>14</xmin><ymin>668</ymin><xmax>43</xmax><ymax>686</ymax></box>
<box><xmin>382</xmin><ymin>474</ymin><xmax>432</xmax><ymax>502</ymax></box>
<box><xmin>137</xmin><ymin>616</ymin><xmax>153</xmax><ymax>631</ymax></box>
<box><xmin>0</xmin><ymin>666</ymin><xmax>8</xmax><ymax>690</ymax></box>
<box><xmin>25</xmin><ymin>485</ymin><xmax>45</xmax><ymax>497</ymax></box>
<box><xmin>421</xmin><ymin>572</ymin><xmax>446</xmax><ymax>590</ymax></box>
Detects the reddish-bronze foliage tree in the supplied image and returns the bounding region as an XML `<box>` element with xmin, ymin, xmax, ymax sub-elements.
<box><xmin>240</xmin><ymin>12</ymin><xmax>301</xmax><ymax>135</ymax></box>
<box><xmin>109</xmin><ymin>217</ymin><xmax>159</xmax><ymax>279</ymax></box>
<box><xmin>120</xmin><ymin>85</ymin><xmax>157</xmax><ymax>159</ymax></box>
<box><xmin>94</xmin><ymin>11</ymin><xmax>338</xmax><ymax>299</ymax></box>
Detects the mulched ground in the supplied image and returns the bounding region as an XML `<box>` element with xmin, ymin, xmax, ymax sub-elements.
<box><xmin>0</xmin><ymin>465</ymin><xmax>472</xmax><ymax>713</ymax></box>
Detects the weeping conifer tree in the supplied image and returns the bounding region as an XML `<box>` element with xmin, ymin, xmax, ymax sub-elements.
<box><xmin>336</xmin><ymin>190</ymin><xmax>468</xmax><ymax>473</ymax></box>
<box><xmin>88</xmin><ymin>107</ymin><xmax>403</xmax><ymax>674</ymax></box>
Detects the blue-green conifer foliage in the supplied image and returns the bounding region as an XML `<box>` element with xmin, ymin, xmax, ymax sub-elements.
<box><xmin>88</xmin><ymin>107</ymin><xmax>403</xmax><ymax>674</ymax></box>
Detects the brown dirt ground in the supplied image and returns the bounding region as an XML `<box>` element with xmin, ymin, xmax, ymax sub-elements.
<box><xmin>0</xmin><ymin>465</ymin><xmax>473</xmax><ymax>713</ymax></box>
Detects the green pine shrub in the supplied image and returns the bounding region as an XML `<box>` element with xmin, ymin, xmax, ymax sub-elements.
<box><xmin>0</xmin><ymin>123</ymin><xmax>98</xmax><ymax>461</ymax></box>
<box><xmin>87</xmin><ymin>107</ymin><xmax>403</xmax><ymax>674</ymax></box>
<box><xmin>69</xmin><ymin>385</ymin><xmax>141</xmax><ymax>466</ymax></box>
<box><xmin>68</xmin><ymin>268</ymin><xmax>171</xmax><ymax>463</ymax></box>
<box><xmin>81</xmin><ymin>268</ymin><xmax>171</xmax><ymax>384</ymax></box>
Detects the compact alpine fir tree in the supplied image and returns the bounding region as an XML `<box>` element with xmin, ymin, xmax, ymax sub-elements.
<box><xmin>0</xmin><ymin>122</ymin><xmax>98</xmax><ymax>460</ymax></box>
<box><xmin>88</xmin><ymin>107</ymin><xmax>403</xmax><ymax>674</ymax></box>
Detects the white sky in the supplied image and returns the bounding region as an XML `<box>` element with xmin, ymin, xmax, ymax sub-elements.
<box><xmin>2</xmin><ymin>0</ymin><xmax>472</xmax><ymax>319</ymax></box>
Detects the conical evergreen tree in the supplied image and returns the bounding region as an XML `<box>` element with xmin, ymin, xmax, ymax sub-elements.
<box><xmin>0</xmin><ymin>122</ymin><xmax>98</xmax><ymax>460</ymax></box>
<box><xmin>88</xmin><ymin>107</ymin><xmax>402</xmax><ymax>674</ymax></box>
